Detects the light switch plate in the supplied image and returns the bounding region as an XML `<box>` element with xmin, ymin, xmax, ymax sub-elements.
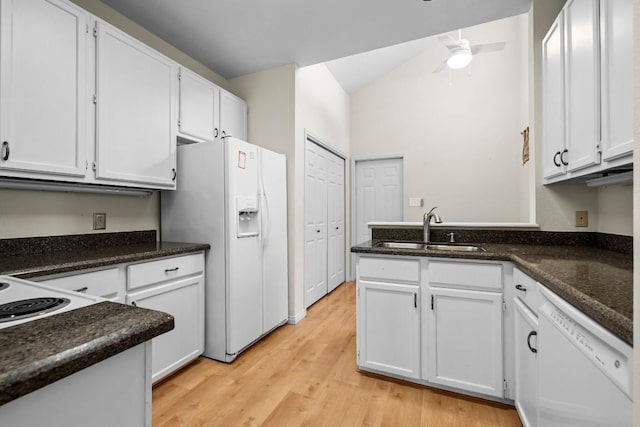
<box><xmin>93</xmin><ymin>212</ymin><xmax>106</xmax><ymax>230</ymax></box>
<box><xmin>575</xmin><ymin>210</ymin><xmax>588</xmax><ymax>227</ymax></box>
<box><xmin>409</xmin><ymin>197</ymin><xmax>423</xmax><ymax>207</ymax></box>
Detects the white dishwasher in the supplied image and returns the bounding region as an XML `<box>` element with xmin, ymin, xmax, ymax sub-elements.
<box><xmin>537</xmin><ymin>285</ymin><xmax>632</xmax><ymax>427</ymax></box>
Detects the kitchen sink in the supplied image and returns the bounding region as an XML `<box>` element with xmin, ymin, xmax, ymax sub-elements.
<box><xmin>375</xmin><ymin>241</ymin><xmax>485</xmax><ymax>252</ymax></box>
<box><xmin>425</xmin><ymin>244</ymin><xmax>485</xmax><ymax>252</ymax></box>
<box><xmin>376</xmin><ymin>241</ymin><xmax>426</xmax><ymax>249</ymax></box>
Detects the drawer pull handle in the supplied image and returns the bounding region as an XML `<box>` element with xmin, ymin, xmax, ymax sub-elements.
<box><xmin>515</xmin><ymin>284</ymin><xmax>527</xmax><ymax>293</ymax></box>
<box><xmin>74</xmin><ymin>286</ymin><xmax>88</xmax><ymax>293</ymax></box>
<box><xmin>165</xmin><ymin>267</ymin><xmax>180</xmax><ymax>273</ymax></box>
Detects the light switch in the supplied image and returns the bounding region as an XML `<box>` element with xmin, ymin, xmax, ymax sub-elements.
<box><xmin>409</xmin><ymin>197</ymin><xmax>423</xmax><ymax>207</ymax></box>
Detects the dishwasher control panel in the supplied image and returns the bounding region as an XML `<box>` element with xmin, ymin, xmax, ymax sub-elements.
<box><xmin>542</xmin><ymin>301</ymin><xmax>631</xmax><ymax>398</ymax></box>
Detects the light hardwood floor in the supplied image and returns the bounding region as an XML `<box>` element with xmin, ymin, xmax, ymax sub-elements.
<box><xmin>152</xmin><ymin>281</ymin><xmax>522</xmax><ymax>426</ymax></box>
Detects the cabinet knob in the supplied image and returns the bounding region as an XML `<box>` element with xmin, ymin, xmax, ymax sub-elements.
<box><xmin>316</xmin><ymin>229</ymin><xmax>321</xmax><ymax>233</ymax></box>
<box><xmin>553</xmin><ymin>151</ymin><xmax>561</xmax><ymax>167</ymax></box>
<box><xmin>131</xmin><ymin>301</ymin><xmax>137</xmax><ymax>307</ymax></box>
<box><xmin>1</xmin><ymin>141</ymin><xmax>9</xmax><ymax>161</ymax></box>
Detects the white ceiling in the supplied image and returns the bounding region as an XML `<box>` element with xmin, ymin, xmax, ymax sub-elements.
<box><xmin>100</xmin><ymin>0</ymin><xmax>531</xmax><ymax>79</ymax></box>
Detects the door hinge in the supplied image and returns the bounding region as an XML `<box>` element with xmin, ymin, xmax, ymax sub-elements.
<box><xmin>93</xmin><ymin>23</ymin><xmax>98</xmax><ymax>37</ymax></box>
<box><xmin>502</xmin><ymin>300</ymin><xmax>507</xmax><ymax>312</ymax></box>
<box><xmin>85</xmin><ymin>24</ymin><xmax>89</xmax><ymax>34</ymax></box>
<box><xmin>178</xmin><ymin>69</ymin><xmax>182</xmax><ymax>80</ymax></box>
<box><xmin>503</xmin><ymin>379</ymin><xmax>508</xmax><ymax>391</ymax></box>
<box><xmin>177</xmin><ymin>119</ymin><xmax>181</xmax><ymax>128</ymax></box>
<box><xmin>92</xmin><ymin>94</ymin><xmax>97</xmax><ymax>104</ymax></box>
<box><xmin>431</xmin><ymin>294</ymin><xmax>434</xmax><ymax>310</ymax></box>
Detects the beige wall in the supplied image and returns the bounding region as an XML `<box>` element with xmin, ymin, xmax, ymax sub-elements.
<box><xmin>229</xmin><ymin>65</ymin><xmax>298</xmax><ymax>318</ymax></box>
<box><xmin>350</xmin><ymin>15</ymin><xmax>532</xmax><ymax>224</ymax></box>
<box><xmin>0</xmin><ymin>189</ymin><xmax>159</xmax><ymax>238</ymax></box>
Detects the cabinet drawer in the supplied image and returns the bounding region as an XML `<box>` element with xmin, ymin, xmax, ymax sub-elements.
<box><xmin>39</xmin><ymin>268</ymin><xmax>120</xmax><ymax>300</ymax></box>
<box><xmin>428</xmin><ymin>260</ymin><xmax>502</xmax><ymax>291</ymax></box>
<box><xmin>513</xmin><ymin>268</ymin><xmax>541</xmax><ymax>311</ymax></box>
<box><xmin>358</xmin><ymin>256</ymin><xmax>420</xmax><ymax>283</ymax></box>
<box><xmin>128</xmin><ymin>253</ymin><xmax>204</xmax><ymax>291</ymax></box>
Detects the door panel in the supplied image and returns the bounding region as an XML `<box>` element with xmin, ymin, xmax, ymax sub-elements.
<box><xmin>304</xmin><ymin>141</ymin><xmax>328</xmax><ymax>308</ymax></box>
<box><xmin>327</xmin><ymin>151</ymin><xmax>345</xmax><ymax>292</ymax></box>
<box><xmin>355</xmin><ymin>158</ymin><xmax>403</xmax><ymax>245</ymax></box>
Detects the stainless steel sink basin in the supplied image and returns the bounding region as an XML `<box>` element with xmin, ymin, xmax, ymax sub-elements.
<box><xmin>376</xmin><ymin>241</ymin><xmax>426</xmax><ymax>249</ymax></box>
<box><xmin>375</xmin><ymin>241</ymin><xmax>485</xmax><ymax>252</ymax></box>
<box><xmin>425</xmin><ymin>244</ymin><xmax>485</xmax><ymax>252</ymax></box>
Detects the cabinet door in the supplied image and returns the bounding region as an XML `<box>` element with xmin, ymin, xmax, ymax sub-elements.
<box><xmin>514</xmin><ymin>298</ymin><xmax>539</xmax><ymax>427</ymax></box>
<box><xmin>95</xmin><ymin>21</ymin><xmax>177</xmax><ymax>188</ymax></box>
<box><xmin>127</xmin><ymin>275</ymin><xmax>204</xmax><ymax>383</ymax></box>
<box><xmin>0</xmin><ymin>0</ymin><xmax>87</xmax><ymax>177</ymax></box>
<box><xmin>219</xmin><ymin>89</ymin><xmax>247</xmax><ymax>141</ymax></box>
<box><xmin>600</xmin><ymin>0</ymin><xmax>633</xmax><ymax>161</ymax></box>
<box><xmin>541</xmin><ymin>14</ymin><xmax>566</xmax><ymax>180</ymax></box>
<box><xmin>178</xmin><ymin>68</ymin><xmax>219</xmax><ymax>143</ymax></box>
<box><xmin>427</xmin><ymin>287</ymin><xmax>503</xmax><ymax>397</ymax></box>
<box><xmin>564</xmin><ymin>0</ymin><xmax>600</xmax><ymax>173</ymax></box>
<box><xmin>357</xmin><ymin>280</ymin><xmax>420</xmax><ymax>379</ymax></box>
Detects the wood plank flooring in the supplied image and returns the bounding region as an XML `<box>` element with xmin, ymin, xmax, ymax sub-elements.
<box><xmin>152</xmin><ymin>281</ymin><xmax>522</xmax><ymax>426</ymax></box>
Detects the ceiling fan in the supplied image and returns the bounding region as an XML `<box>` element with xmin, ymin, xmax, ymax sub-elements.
<box><xmin>433</xmin><ymin>30</ymin><xmax>506</xmax><ymax>73</ymax></box>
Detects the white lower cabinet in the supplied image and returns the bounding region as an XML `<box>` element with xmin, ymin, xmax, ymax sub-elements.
<box><xmin>126</xmin><ymin>253</ymin><xmax>204</xmax><ymax>383</ymax></box>
<box><xmin>127</xmin><ymin>275</ymin><xmax>203</xmax><ymax>383</ymax></box>
<box><xmin>427</xmin><ymin>287</ymin><xmax>504</xmax><ymax>397</ymax></box>
<box><xmin>514</xmin><ymin>297</ymin><xmax>539</xmax><ymax>427</ymax></box>
<box><xmin>357</xmin><ymin>279</ymin><xmax>420</xmax><ymax>379</ymax></box>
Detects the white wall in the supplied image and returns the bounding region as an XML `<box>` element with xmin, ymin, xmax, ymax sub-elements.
<box><xmin>350</xmin><ymin>15</ymin><xmax>532</xmax><ymax>223</ymax></box>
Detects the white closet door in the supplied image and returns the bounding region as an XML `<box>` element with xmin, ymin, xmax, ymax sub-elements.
<box><xmin>327</xmin><ymin>151</ymin><xmax>345</xmax><ymax>292</ymax></box>
<box><xmin>304</xmin><ymin>141</ymin><xmax>328</xmax><ymax>308</ymax></box>
<box><xmin>355</xmin><ymin>158</ymin><xmax>403</xmax><ymax>246</ymax></box>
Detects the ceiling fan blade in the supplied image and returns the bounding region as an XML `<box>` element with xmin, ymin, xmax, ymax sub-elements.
<box><xmin>470</xmin><ymin>41</ymin><xmax>506</xmax><ymax>55</ymax></box>
<box><xmin>438</xmin><ymin>34</ymin><xmax>458</xmax><ymax>50</ymax></box>
<box><xmin>432</xmin><ymin>60</ymin><xmax>449</xmax><ymax>73</ymax></box>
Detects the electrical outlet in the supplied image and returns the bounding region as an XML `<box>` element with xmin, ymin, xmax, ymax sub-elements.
<box><xmin>408</xmin><ymin>197</ymin><xmax>424</xmax><ymax>207</ymax></box>
<box><xmin>575</xmin><ymin>210</ymin><xmax>588</xmax><ymax>227</ymax></box>
<box><xmin>93</xmin><ymin>212</ymin><xmax>107</xmax><ymax>230</ymax></box>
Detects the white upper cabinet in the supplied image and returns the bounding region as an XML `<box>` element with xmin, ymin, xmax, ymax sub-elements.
<box><xmin>563</xmin><ymin>0</ymin><xmax>600</xmax><ymax>173</ymax></box>
<box><xmin>178</xmin><ymin>68</ymin><xmax>219</xmax><ymax>143</ymax></box>
<box><xmin>0</xmin><ymin>0</ymin><xmax>88</xmax><ymax>177</ymax></box>
<box><xmin>542</xmin><ymin>0</ymin><xmax>633</xmax><ymax>184</ymax></box>
<box><xmin>95</xmin><ymin>21</ymin><xmax>177</xmax><ymax>188</ymax></box>
<box><xmin>600</xmin><ymin>0</ymin><xmax>633</xmax><ymax>161</ymax></box>
<box><xmin>219</xmin><ymin>90</ymin><xmax>248</xmax><ymax>141</ymax></box>
<box><xmin>541</xmin><ymin>14</ymin><xmax>565</xmax><ymax>180</ymax></box>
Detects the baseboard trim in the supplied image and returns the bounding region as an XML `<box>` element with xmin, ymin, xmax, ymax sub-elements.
<box><xmin>288</xmin><ymin>309</ymin><xmax>307</xmax><ymax>324</ymax></box>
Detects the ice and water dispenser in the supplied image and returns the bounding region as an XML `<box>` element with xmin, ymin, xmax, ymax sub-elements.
<box><xmin>236</xmin><ymin>196</ymin><xmax>259</xmax><ymax>237</ymax></box>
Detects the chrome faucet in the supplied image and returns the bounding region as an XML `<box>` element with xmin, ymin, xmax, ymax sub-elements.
<box><xmin>423</xmin><ymin>207</ymin><xmax>442</xmax><ymax>243</ymax></box>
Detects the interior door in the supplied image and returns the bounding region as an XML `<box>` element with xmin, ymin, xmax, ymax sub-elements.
<box><xmin>327</xmin><ymin>151</ymin><xmax>345</xmax><ymax>292</ymax></box>
<box><xmin>355</xmin><ymin>158</ymin><xmax>404</xmax><ymax>245</ymax></box>
<box><xmin>304</xmin><ymin>140</ymin><xmax>328</xmax><ymax>308</ymax></box>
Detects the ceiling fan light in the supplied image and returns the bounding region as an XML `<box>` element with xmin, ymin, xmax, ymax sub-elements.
<box><xmin>447</xmin><ymin>49</ymin><xmax>472</xmax><ymax>69</ymax></box>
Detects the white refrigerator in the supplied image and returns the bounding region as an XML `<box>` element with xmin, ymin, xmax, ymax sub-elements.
<box><xmin>161</xmin><ymin>138</ymin><xmax>288</xmax><ymax>362</ymax></box>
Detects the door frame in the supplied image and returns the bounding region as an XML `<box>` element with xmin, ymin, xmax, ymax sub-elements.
<box><xmin>350</xmin><ymin>154</ymin><xmax>405</xmax><ymax>281</ymax></box>
<box><xmin>303</xmin><ymin>130</ymin><xmax>347</xmax><ymax>309</ymax></box>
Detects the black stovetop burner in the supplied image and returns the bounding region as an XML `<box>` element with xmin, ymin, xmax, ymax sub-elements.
<box><xmin>0</xmin><ymin>297</ymin><xmax>71</xmax><ymax>323</ymax></box>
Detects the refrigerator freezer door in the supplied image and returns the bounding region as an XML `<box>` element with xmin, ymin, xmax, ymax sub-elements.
<box><xmin>225</xmin><ymin>138</ymin><xmax>262</xmax><ymax>355</ymax></box>
<box><xmin>259</xmin><ymin>148</ymin><xmax>289</xmax><ymax>332</ymax></box>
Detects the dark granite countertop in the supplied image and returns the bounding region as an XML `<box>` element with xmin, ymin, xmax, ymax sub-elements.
<box><xmin>352</xmin><ymin>241</ymin><xmax>633</xmax><ymax>345</ymax></box>
<box><xmin>0</xmin><ymin>231</ymin><xmax>209</xmax><ymax>278</ymax></box>
<box><xmin>0</xmin><ymin>301</ymin><xmax>174</xmax><ymax>406</ymax></box>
